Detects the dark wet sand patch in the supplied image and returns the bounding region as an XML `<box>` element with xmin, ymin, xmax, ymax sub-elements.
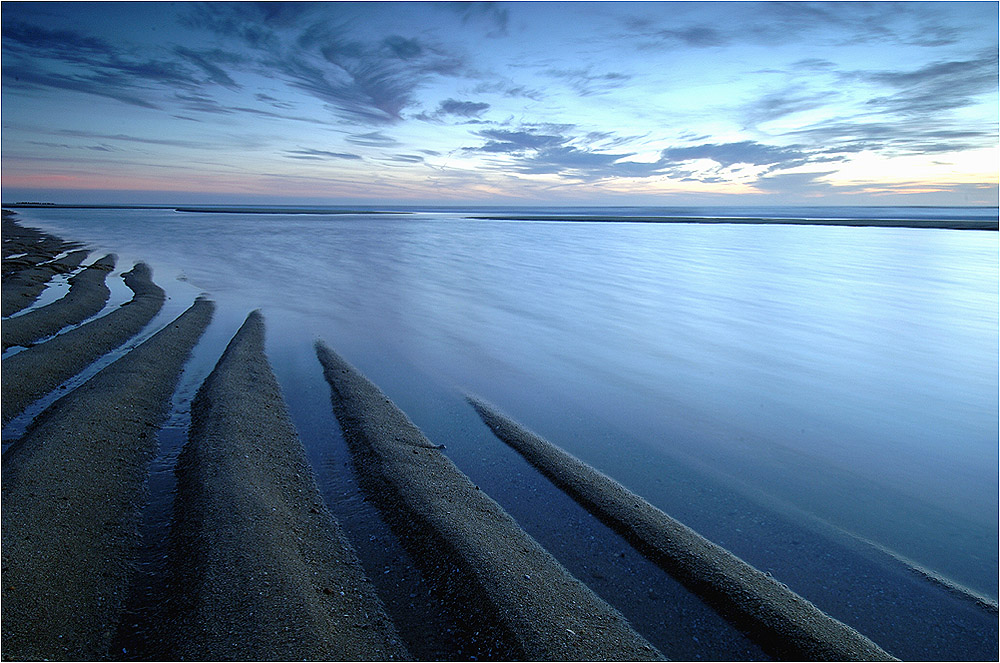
<box><xmin>315</xmin><ymin>341</ymin><xmax>663</xmax><ymax>661</ymax></box>
<box><xmin>165</xmin><ymin>311</ymin><xmax>408</xmax><ymax>661</ymax></box>
<box><xmin>467</xmin><ymin>395</ymin><xmax>897</xmax><ymax>662</ymax></box>
<box><xmin>2</xmin><ymin>262</ymin><xmax>165</xmax><ymax>427</ymax></box>
<box><xmin>2</xmin><ymin>254</ymin><xmax>116</xmax><ymax>350</ymax></box>
<box><xmin>1</xmin><ymin>298</ymin><xmax>213</xmax><ymax>661</ymax></box>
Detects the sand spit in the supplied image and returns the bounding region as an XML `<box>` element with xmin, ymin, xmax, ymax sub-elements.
<box><xmin>2</xmin><ymin>262</ymin><xmax>165</xmax><ymax>427</ymax></box>
<box><xmin>466</xmin><ymin>215</ymin><xmax>998</xmax><ymax>231</ymax></box>
<box><xmin>167</xmin><ymin>311</ymin><xmax>408</xmax><ymax>661</ymax></box>
<box><xmin>466</xmin><ymin>395</ymin><xmax>898</xmax><ymax>662</ymax></box>
<box><xmin>1</xmin><ymin>298</ymin><xmax>214</xmax><ymax>661</ymax></box>
<box><xmin>2</xmin><ymin>254</ymin><xmax>116</xmax><ymax>350</ymax></box>
<box><xmin>2</xmin><ymin>248</ymin><xmax>90</xmax><ymax>317</ymax></box>
<box><xmin>315</xmin><ymin>341</ymin><xmax>663</xmax><ymax>661</ymax></box>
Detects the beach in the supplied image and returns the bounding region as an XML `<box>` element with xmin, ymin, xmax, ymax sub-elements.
<box><xmin>1</xmin><ymin>209</ymin><xmax>997</xmax><ymax>661</ymax></box>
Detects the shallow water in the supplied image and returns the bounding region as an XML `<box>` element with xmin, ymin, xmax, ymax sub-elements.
<box><xmin>5</xmin><ymin>206</ymin><xmax>998</xmax><ymax>658</ymax></box>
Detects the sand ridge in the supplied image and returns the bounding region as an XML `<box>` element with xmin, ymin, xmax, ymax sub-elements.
<box><xmin>1</xmin><ymin>298</ymin><xmax>214</xmax><ymax>660</ymax></box>
<box><xmin>2</xmin><ymin>253</ymin><xmax>116</xmax><ymax>350</ymax></box>
<box><xmin>2</xmin><ymin>262</ymin><xmax>166</xmax><ymax>427</ymax></box>
<box><xmin>166</xmin><ymin>311</ymin><xmax>408</xmax><ymax>661</ymax></box>
<box><xmin>316</xmin><ymin>340</ymin><xmax>664</xmax><ymax>661</ymax></box>
<box><xmin>466</xmin><ymin>395</ymin><xmax>898</xmax><ymax>661</ymax></box>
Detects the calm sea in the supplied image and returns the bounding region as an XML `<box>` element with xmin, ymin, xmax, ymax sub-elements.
<box><xmin>4</xmin><ymin>205</ymin><xmax>998</xmax><ymax>657</ymax></box>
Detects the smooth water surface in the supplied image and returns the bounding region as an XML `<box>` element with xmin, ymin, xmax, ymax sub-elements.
<box><xmin>10</xmin><ymin>207</ymin><xmax>998</xmax><ymax>604</ymax></box>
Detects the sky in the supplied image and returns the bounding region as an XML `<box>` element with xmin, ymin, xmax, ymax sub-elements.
<box><xmin>2</xmin><ymin>1</ymin><xmax>997</xmax><ymax>206</ymax></box>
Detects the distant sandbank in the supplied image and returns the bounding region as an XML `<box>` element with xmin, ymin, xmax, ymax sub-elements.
<box><xmin>466</xmin><ymin>214</ymin><xmax>998</xmax><ymax>230</ymax></box>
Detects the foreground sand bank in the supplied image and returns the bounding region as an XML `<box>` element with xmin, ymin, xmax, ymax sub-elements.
<box><xmin>2</xmin><ymin>248</ymin><xmax>90</xmax><ymax>317</ymax></box>
<box><xmin>315</xmin><ymin>341</ymin><xmax>663</xmax><ymax>661</ymax></box>
<box><xmin>2</xmin><ymin>262</ymin><xmax>165</xmax><ymax>427</ymax></box>
<box><xmin>467</xmin><ymin>395</ymin><xmax>897</xmax><ymax>661</ymax></box>
<box><xmin>1</xmin><ymin>298</ymin><xmax>213</xmax><ymax>660</ymax></box>
<box><xmin>2</xmin><ymin>253</ymin><xmax>116</xmax><ymax>350</ymax></box>
<box><xmin>167</xmin><ymin>311</ymin><xmax>408</xmax><ymax>660</ymax></box>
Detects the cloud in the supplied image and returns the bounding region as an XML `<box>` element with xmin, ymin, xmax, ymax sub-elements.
<box><xmin>862</xmin><ymin>51</ymin><xmax>999</xmax><ymax>115</ymax></box>
<box><xmin>438</xmin><ymin>98</ymin><xmax>490</xmax><ymax>117</ymax></box>
<box><xmin>471</xmin><ymin>128</ymin><xmax>568</xmax><ymax>153</ymax></box>
<box><xmin>416</xmin><ymin>98</ymin><xmax>491</xmax><ymax>122</ymax></box>
<box><xmin>174</xmin><ymin>47</ymin><xmax>242</xmax><ymax>89</ymax></box>
<box><xmin>661</xmin><ymin>141</ymin><xmax>808</xmax><ymax>168</ymax></box>
<box><xmin>440</xmin><ymin>2</ymin><xmax>509</xmax><ymax>37</ymax></box>
<box><xmin>545</xmin><ymin>68</ymin><xmax>632</xmax><ymax>96</ymax></box>
<box><xmin>472</xmin><ymin>79</ymin><xmax>545</xmax><ymax>101</ymax></box>
<box><xmin>285</xmin><ymin>148</ymin><xmax>362</xmax><ymax>160</ymax></box>
<box><xmin>345</xmin><ymin>131</ymin><xmax>400</xmax><ymax>147</ymax></box>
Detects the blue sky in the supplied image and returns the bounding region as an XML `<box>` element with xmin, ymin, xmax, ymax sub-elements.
<box><xmin>2</xmin><ymin>1</ymin><xmax>997</xmax><ymax>205</ymax></box>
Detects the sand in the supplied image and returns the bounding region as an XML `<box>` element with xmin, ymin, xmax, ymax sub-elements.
<box><xmin>315</xmin><ymin>341</ymin><xmax>664</xmax><ymax>661</ymax></box>
<box><xmin>2</xmin><ymin>262</ymin><xmax>165</xmax><ymax>427</ymax></box>
<box><xmin>1</xmin><ymin>298</ymin><xmax>214</xmax><ymax>661</ymax></box>
<box><xmin>166</xmin><ymin>311</ymin><xmax>408</xmax><ymax>661</ymax></box>
<box><xmin>2</xmin><ymin>253</ymin><xmax>116</xmax><ymax>350</ymax></box>
<box><xmin>466</xmin><ymin>395</ymin><xmax>898</xmax><ymax>661</ymax></box>
<box><xmin>465</xmin><ymin>214</ymin><xmax>997</xmax><ymax>230</ymax></box>
<box><xmin>2</xmin><ymin>248</ymin><xmax>90</xmax><ymax>317</ymax></box>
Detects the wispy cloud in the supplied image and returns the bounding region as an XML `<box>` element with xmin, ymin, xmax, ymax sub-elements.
<box><xmin>285</xmin><ymin>148</ymin><xmax>362</xmax><ymax>160</ymax></box>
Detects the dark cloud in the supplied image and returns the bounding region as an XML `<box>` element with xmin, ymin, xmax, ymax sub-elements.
<box><xmin>416</xmin><ymin>98</ymin><xmax>491</xmax><ymax>122</ymax></box>
<box><xmin>174</xmin><ymin>47</ymin><xmax>242</xmax><ymax>89</ymax></box>
<box><xmin>286</xmin><ymin>148</ymin><xmax>362</xmax><ymax>160</ymax></box>
<box><xmin>383</xmin><ymin>36</ymin><xmax>423</xmax><ymax>60</ymax></box>
<box><xmin>440</xmin><ymin>2</ymin><xmax>509</xmax><ymax>37</ymax></box>
<box><xmin>439</xmin><ymin>99</ymin><xmax>490</xmax><ymax>117</ymax></box>
<box><xmin>545</xmin><ymin>68</ymin><xmax>632</xmax><ymax>96</ymax></box>
<box><xmin>345</xmin><ymin>131</ymin><xmax>400</xmax><ymax>147</ymax></box>
<box><xmin>863</xmin><ymin>51</ymin><xmax>999</xmax><ymax>115</ymax></box>
<box><xmin>471</xmin><ymin>129</ymin><xmax>567</xmax><ymax>153</ymax></box>
<box><xmin>742</xmin><ymin>88</ymin><xmax>838</xmax><ymax>127</ymax></box>
<box><xmin>2</xmin><ymin>20</ymin><xmax>113</xmax><ymax>61</ymax></box>
<box><xmin>788</xmin><ymin>119</ymin><xmax>997</xmax><ymax>156</ymax></box>
<box><xmin>661</xmin><ymin>141</ymin><xmax>808</xmax><ymax>168</ymax></box>
<box><xmin>51</xmin><ymin>128</ymin><xmax>212</xmax><ymax>149</ymax></box>
<box><xmin>471</xmin><ymin>79</ymin><xmax>545</xmax><ymax>101</ymax></box>
<box><xmin>2</xmin><ymin>63</ymin><xmax>163</xmax><ymax>108</ymax></box>
<box><xmin>622</xmin><ymin>2</ymin><xmax>983</xmax><ymax>51</ymax></box>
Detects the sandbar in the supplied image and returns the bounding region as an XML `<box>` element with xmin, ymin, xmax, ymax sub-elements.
<box><xmin>467</xmin><ymin>395</ymin><xmax>897</xmax><ymax>661</ymax></box>
<box><xmin>1</xmin><ymin>298</ymin><xmax>214</xmax><ymax>660</ymax></box>
<box><xmin>2</xmin><ymin>254</ymin><xmax>116</xmax><ymax>350</ymax></box>
<box><xmin>315</xmin><ymin>341</ymin><xmax>663</xmax><ymax>661</ymax></box>
<box><xmin>167</xmin><ymin>311</ymin><xmax>408</xmax><ymax>660</ymax></box>
<box><xmin>466</xmin><ymin>214</ymin><xmax>997</xmax><ymax>231</ymax></box>
<box><xmin>2</xmin><ymin>262</ymin><xmax>165</xmax><ymax>427</ymax></box>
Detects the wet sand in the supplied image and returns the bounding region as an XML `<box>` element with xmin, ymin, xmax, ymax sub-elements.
<box><xmin>315</xmin><ymin>341</ymin><xmax>663</xmax><ymax>661</ymax></box>
<box><xmin>2</xmin><ymin>253</ymin><xmax>116</xmax><ymax>350</ymax></box>
<box><xmin>2</xmin><ymin>262</ymin><xmax>165</xmax><ymax>426</ymax></box>
<box><xmin>1</xmin><ymin>298</ymin><xmax>214</xmax><ymax>660</ymax></box>
<box><xmin>467</xmin><ymin>396</ymin><xmax>897</xmax><ymax>661</ymax></box>
<box><xmin>167</xmin><ymin>311</ymin><xmax>408</xmax><ymax>660</ymax></box>
<box><xmin>2</xmin><ymin>248</ymin><xmax>90</xmax><ymax>317</ymax></box>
